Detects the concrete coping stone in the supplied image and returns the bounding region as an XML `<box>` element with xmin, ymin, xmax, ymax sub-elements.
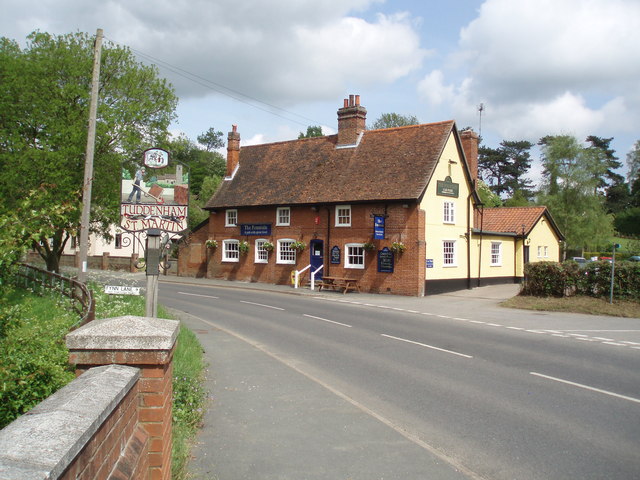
<box><xmin>0</xmin><ymin>364</ymin><xmax>139</xmax><ymax>480</ymax></box>
<box><xmin>66</xmin><ymin>315</ymin><xmax>180</xmax><ymax>351</ymax></box>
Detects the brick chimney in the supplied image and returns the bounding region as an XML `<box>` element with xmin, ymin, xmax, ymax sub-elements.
<box><xmin>226</xmin><ymin>124</ymin><xmax>240</xmax><ymax>178</ymax></box>
<box><xmin>460</xmin><ymin>129</ymin><xmax>479</xmax><ymax>185</ymax></box>
<box><xmin>337</xmin><ymin>94</ymin><xmax>367</xmax><ymax>146</ymax></box>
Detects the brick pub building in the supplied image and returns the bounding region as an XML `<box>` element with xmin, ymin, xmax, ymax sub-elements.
<box><xmin>178</xmin><ymin>95</ymin><xmax>563</xmax><ymax>295</ymax></box>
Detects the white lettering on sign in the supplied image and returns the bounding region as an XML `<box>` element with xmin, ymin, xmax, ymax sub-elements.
<box><xmin>104</xmin><ymin>285</ymin><xmax>141</xmax><ymax>295</ymax></box>
<box><xmin>120</xmin><ymin>204</ymin><xmax>188</xmax><ymax>233</ymax></box>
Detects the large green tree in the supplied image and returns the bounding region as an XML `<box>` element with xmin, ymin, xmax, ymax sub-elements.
<box><xmin>537</xmin><ymin>135</ymin><xmax>613</xmax><ymax>255</ymax></box>
<box><xmin>298</xmin><ymin>126</ymin><xmax>324</xmax><ymax>139</ymax></box>
<box><xmin>0</xmin><ymin>31</ymin><xmax>177</xmax><ymax>272</ymax></box>
<box><xmin>478</xmin><ymin>140</ymin><xmax>534</xmax><ymax>200</ymax></box>
<box><xmin>370</xmin><ymin>113</ymin><xmax>419</xmax><ymax>130</ymax></box>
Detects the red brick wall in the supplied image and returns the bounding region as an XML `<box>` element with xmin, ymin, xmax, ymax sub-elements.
<box><xmin>186</xmin><ymin>202</ymin><xmax>425</xmax><ymax>295</ymax></box>
<box><xmin>70</xmin><ymin>348</ymin><xmax>175</xmax><ymax>480</ymax></box>
<box><xmin>59</xmin><ymin>382</ymin><xmax>149</xmax><ymax>480</ymax></box>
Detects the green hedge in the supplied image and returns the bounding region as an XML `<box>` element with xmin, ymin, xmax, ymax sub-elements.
<box><xmin>523</xmin><ymin>260</ymin><xmax>640</xmax><ymax>300</ymax></box>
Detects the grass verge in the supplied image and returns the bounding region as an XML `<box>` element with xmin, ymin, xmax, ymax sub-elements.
<box><xmin>502</xmin><ymin>294</ymin><xmax>640</xmax><ymax>318</ymax></box>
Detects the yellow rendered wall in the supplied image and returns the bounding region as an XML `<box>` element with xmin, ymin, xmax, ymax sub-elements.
<box><xmin>420</xmin><ymin>133</ymin><xmax>473</xmax><ymax>280</ymax></box>
<box><xmin>526</xmin><ymin>217</ymin><xmax>562</xmax><ymax>267</ymax></box>
<box><xmin>471</xmin><ymin>234</ymin><xmax>517</xmax><ymax>280</ymax></box>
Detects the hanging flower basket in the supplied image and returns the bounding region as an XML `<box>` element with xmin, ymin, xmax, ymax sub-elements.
<box><xmin>291</xmin><ymin>240</ymin><xmax>306</xmax><ymax>252</ymax></box>
<box><xmin>205</xmin><ymin>239</ymin><xmax>218</xmax><ymax>249</ymax></box>
<box><xmin>363</xmin><ymin>242</ymin><xmax>375</xmax><ymax>251</ymax></box>
<box><xmin>390</xmin><ymin>242</ymin><xmax>406</xmax><ymax>254</ymax></box>
<box><xmin>238</xmin><ymin>240</ymin><xmax>250</xmax><ymax>255</ymax></box>
<box><xmin>262</xmin><ymin>241</ymin><xmax>274</xmax><ymax>252</ymax></box>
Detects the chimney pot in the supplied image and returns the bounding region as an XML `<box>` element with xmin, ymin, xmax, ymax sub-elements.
<box><xmin>355</xmin><ymin>95</ymin><xmax>360</xmax><ymax>106</ymax></box>
<box><xmin>343</xmin><ymin>98</ymin><xmax>348</xmax><ymax>108</ymax></box>
<box><xmin>349</xmin><ymin>94</ymin><xmax>354</xmax><ymax>106</ymax></box>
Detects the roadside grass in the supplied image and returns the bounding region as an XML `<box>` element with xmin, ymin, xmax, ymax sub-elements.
<box><xmin>2</xmin><ymin>284</ymin><xmax>207</xmax><ymax>480</ymax></box>
<box><xmin>502</xmin><ymin>294</ymin><xmax>640</xmax><ymax>318</ymax></box>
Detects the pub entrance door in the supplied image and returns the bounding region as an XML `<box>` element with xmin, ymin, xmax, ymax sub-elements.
<box><xmin>309</xmin><ymin>239</ymin><xmax>324</xmax><ymax>281</ymax></box>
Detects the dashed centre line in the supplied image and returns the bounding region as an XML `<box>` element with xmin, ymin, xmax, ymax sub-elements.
<box><xmin>311</xmin><ymin>296</ymin><xmax>639</xmax><ymax>351</ymax></box>
<box><xmin>381</xmin><ymin>334</ymin><xmax>473</xmax><ymax>359</ymax></box>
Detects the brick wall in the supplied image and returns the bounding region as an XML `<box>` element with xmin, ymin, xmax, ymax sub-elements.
<box><xmin>0</xmin><ymin>365</ymin><xmax>149</xmax><ymax>480</ymax></box>
<box><xmin>182</xmin><ymin>201</ymin><xmax>425</xmax><ymax>295</ymax></box>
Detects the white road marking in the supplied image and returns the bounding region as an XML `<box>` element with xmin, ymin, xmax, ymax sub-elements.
<box><xmin>178</xmin><ymin>291</ymin><xmax>219</xmax><ymax>299</ymax></box>
<box><xmin>381</xmin><ymin>334</ymin><xmax>473</xmax><ymax>359</ymax></box>
<box><xmin>530</xmin><ymin>372</ymin><xmax>640</xmax><ymax>405</ymax></box>
<box><xmin>303</xmin><ymin>314</ymin><xmax>352</xmax><ymax>328</ymax></box>
<box><xmin>240</xmin><ymin>300</ymin><xmax>285</xmax><ymax>311</ymax></box>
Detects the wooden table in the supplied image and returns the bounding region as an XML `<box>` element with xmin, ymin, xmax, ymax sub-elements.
<box><xmin>318</xmin><ymin>276</ymin><xmax>360</xmax><ymax>294</ymax></box>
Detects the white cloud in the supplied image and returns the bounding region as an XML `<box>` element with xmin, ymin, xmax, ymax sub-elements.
<box><xmin>1</xmin><ymin>0</ymin><xmax>427</xmax><ymax>105</ymax></box>
<box><xmin>420</xmin><ymin>0</ymin><xmax>640</xmax><ymax>149</ymax></box>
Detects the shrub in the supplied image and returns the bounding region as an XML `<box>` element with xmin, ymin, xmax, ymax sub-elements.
<box><xmin>0</xmin><ymin>290</ymin><xmax>76</xmax><ymax>428</ymax></box>
<box><xmin>522</xmin><ymin>260</ymin><xmax>640</xmax><ymax>301</ymax></box>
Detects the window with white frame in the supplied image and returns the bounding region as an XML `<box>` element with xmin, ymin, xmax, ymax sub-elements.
<box><xmin>276</xmin><ymin>207</ymin><xmax>290</xmax><ymax>226</ymax></box>
<box><xmin>544</xmin><ymin>246</ymin><xmax>548</xmax><ymax>258</ymax></box>
<box><xmin>277</xmin><ymin>239</ymin><xmax>296</xmax><ymax>264</ymax></box>
<box><xmin>222</xmin><ymin>239</ymin><xmax>239</xmax><ymax>262</ymax></box>
<box><xmin>443</xmin><ymin>201</ymin><xmax>455</xmax><ymax>224</ymax></box>
<box><xmin>255</xmin><ymin>239</ymin><xmax>268</xmax><ymax>263</ymax></box>
<box><xmin>335</xmin><ymin>205</ymin><xmax>351</xmax><ymax>227</ymax></box>
<box><xmin>443</xmin><ymin>240</ymin><xmax>456</xmax><ymax>266</ymax></box>
<box><xmin>345</xmin><ymin>243</ymin><xmax>365</xmax><ymax>269</ymax></box>
<box><xmin>225</xmin><ymin>209</ymin><xmax>238</xmax><ymax>227</ymax></box>
<box><xmin>537</xmin><ymin>246</ymin><xmax>542</xmax><ymax>258</ymax></box>
<box><xmin>491</xmin><ymin>241</ymin><xmax>502</xmax><ymax>266</ymax></box>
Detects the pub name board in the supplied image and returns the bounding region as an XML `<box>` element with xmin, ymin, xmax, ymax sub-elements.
<box><xmin>240</xmin><ymin>223</ymin><xmax>272</xmax><ymax>236</ymax></box>
<box><xmin>436</xmin><ymin>176</ymin><xmax>459</xmax><ymax>198</ymax></box>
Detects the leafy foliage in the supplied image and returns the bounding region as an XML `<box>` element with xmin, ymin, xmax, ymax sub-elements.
<box><xmin>0</xmin><ymin>289</ymin><xmax>77</xmax><ymax>428</ymax></box>
<box><xmin>478</xmin><ymin>140</ymin><xmax>534</xmax><ymax>199</ymax></box>
<box><xmin>537</xmin><ymin>135</ymin><xmax>613</xmax><ymax>253</ymax></box>
<box><xmin>522</xmin><ymin>260</ymin><xmax>640</xmax><ymax>300</ymax></box>
<box><xmin>370</xmin><ymin>112</ymin><xmax>418</xmax><ymax>130</ymax></box>
<box><xmin>0</xmin><ymin>185</ymin><xmax>76</xmax><ymax>282</ymax></box>
<box><xmin>0</xmin><ymin>31</ymin><xmax>177</xmax><ymax>272</ymax></box>
<box><xmin>298</xmin><ymin>125</ymin><xmax>324</xmax><ymax>138</ymax></box>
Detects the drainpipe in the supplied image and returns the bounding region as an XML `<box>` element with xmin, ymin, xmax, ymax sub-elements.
<box><xmin>467</xmin><ymin>189</ymin><xmax>472</xmax><ymax>290</ymax></box>
<box><xmin>326</xmin><ymin>206</ymin><xmax>331</xmax><ymax>276</ymax></box>
<box><xmin>477</xmin><ymin>204</ymin><xmax>484</xmax><ymax>288</ymax></box>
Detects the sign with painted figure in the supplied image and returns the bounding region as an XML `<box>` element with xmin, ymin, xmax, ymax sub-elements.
<box><xmin>120</xmin><ymin>149</ymin><xmax>189</xmax><ymax>233</ymax></box>
<box><xmin>374</xmin><ymin>215</ymin><xmax>385</xmax><ymax>240</ymax></box>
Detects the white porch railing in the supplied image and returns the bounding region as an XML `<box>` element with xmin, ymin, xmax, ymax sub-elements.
<box><xmin>294</xmin><ymin>264</ymin><xmax>324</xmax><ymax>290</ymax></box>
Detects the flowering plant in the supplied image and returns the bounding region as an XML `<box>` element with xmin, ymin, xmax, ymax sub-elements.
<box><xmin>291</xmin><ymin>240</ymin><xmax>306</xmax><ymax>252</ymax></box>
<box><xmin>262</xmin><ymin>241</ymin><xmax>274</xmax><ymax>252</ymax></box>
<box><xmin>205</xmin><ymin>239</ymin><xmax>218</xmax><ymax>249</ymax></box>
<box><xmin>363</xmin><ymin>241</ymin><xmax>375</xmax><ymax>251</ymax></box>
<box><xmin>390</xmin><ymin>241</ymin><xmax>406</xmax><ymax>254</ymax></box>
<box><xmin>238</xmin><ymin>240</ymin><xmax>250</xmax><ymax>254</ymax></box>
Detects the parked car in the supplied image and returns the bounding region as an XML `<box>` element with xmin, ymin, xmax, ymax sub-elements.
<box><xmin>570</xmin><ymin>257</ymin><xmax>588</xmax><ymax>268</ymax></box>
<box><xmin>627</xmin><ymin>255</ymin><xmax>640</xmax><ymax>262</ymax></box>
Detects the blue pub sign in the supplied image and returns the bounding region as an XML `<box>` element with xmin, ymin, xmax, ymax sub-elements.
<box><xmin>240</xmin><ymin>223</ymin><xmax>271</xmax><ymax>236</ymax></box>
<box><xmin>374</xmin><ymin>215</ymin><xmax>385</xmax><ymax>240</ymax></box>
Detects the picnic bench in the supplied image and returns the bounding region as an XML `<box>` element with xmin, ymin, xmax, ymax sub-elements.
<box><xmin>318</xmin><ymin>276</ymin><xmax>360</xmax><ymax>294</ymax></box>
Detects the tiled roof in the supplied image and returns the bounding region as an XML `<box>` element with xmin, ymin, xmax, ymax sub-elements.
<box><xmin>476</xmin><ymin>206</ymin><xmax>558</xmax><ymax>237</ymax></box>
<box><xmin>205</xmin><ymin>121</ymin><xmax>455</xmax><ymax>209</ymax></box>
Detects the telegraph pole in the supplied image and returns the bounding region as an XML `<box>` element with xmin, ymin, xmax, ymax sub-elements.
<box><xmin>78</xmin><ymin>28</ymin><xmax>103</xmax><ymax>284</ymax></box>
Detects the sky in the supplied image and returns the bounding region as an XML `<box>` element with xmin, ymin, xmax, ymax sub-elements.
<box><xmin>2</xmin><ymin>0</ymin><xmax>639</xmax><ymax>180</ymax></box>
